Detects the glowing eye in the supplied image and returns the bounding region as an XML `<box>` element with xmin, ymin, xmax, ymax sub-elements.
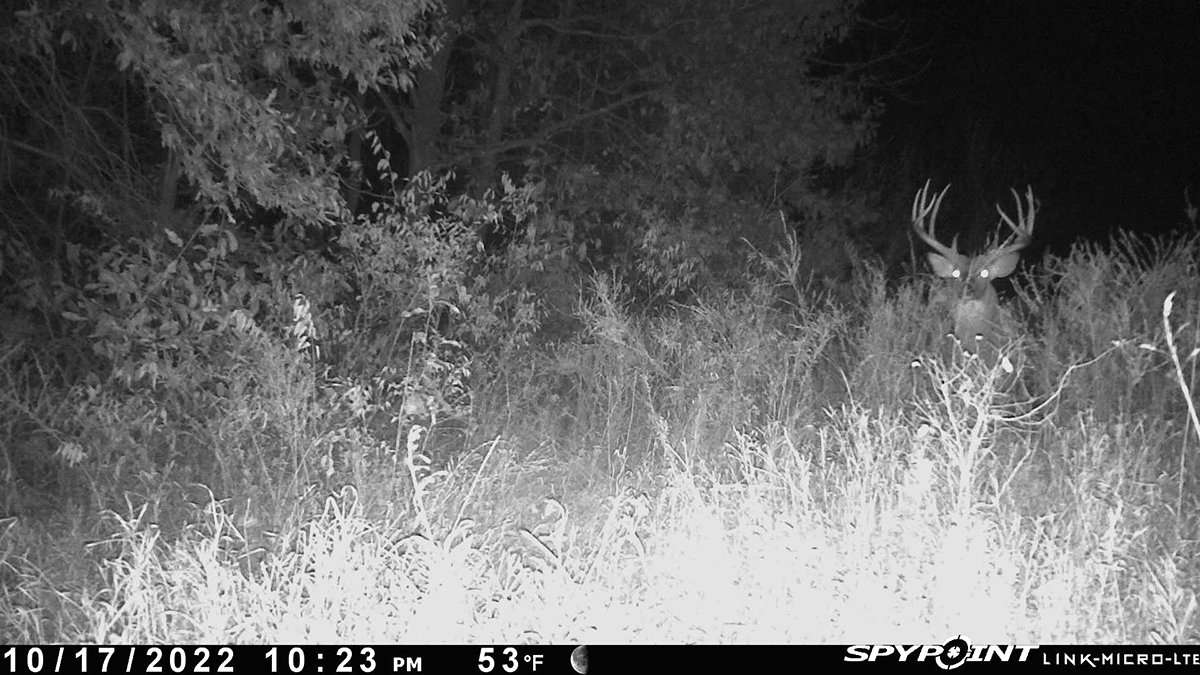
<box><xmin>952</xmin><ymin>269</ymin><xmax>962</xmax><ymax>279</ymax></box>
<box><xmin>979</xmin><ymin>269</ymin><xmax>991</xmax><ymax>279</ymax></box>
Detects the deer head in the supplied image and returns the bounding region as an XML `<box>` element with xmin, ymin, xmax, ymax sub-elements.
<box><xmin>911</xmin><ymin>180</ymin><xmax>1038</xmax><ymax>358</ymax></box>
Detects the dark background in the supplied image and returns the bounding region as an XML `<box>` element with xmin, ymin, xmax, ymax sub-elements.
<box><xmin>877</xmin><ymin>0</ymin><xmax>1200</xmax><ymax>253</ymax></box>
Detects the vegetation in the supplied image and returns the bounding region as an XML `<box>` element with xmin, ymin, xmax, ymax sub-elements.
<box><xmin>1</xmin><ymin>0</ymin><xmax>1199</xmax><ymax>644</ymax></box>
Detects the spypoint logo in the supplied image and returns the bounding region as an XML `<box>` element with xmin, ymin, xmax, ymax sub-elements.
<box><xmin>844</xmin><ymin>636</ymin><xmax>1036</xmax><ymax>669</ymax></box>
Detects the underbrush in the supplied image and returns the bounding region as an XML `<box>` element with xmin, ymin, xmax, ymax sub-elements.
<box><xmin>2</xmin><ymin>231</ymin><xmax>1199</xmax><ymax>643</ymax></box>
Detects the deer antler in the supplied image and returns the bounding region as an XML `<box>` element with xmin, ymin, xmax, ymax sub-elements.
<box><xmin>911</xmin><ymin>179</ymin><xmax>958</xmax><ymax>263</ymax></box>
<box><xmin>990</xmin><ymin>185</ymin><xmax>1037</xmax><ymax>259</ymax></box>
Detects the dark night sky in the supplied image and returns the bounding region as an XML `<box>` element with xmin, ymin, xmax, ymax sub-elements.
<box><xmin>876</xmin><ymin>1</ymin><xmax>1200</xmax><ymax>252</ymax></box>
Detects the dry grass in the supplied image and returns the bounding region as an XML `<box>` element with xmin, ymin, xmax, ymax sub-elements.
<box><xmin>2</xmin><ymin>231</ymin><xmax>1199</xmax><ymax>644</ymax></box>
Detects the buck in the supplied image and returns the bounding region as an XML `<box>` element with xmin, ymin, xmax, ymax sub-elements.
<box><xmin>911</xmin><ymin>180</ymin><xmax>1038</xmax><ymax>362</ymax></box>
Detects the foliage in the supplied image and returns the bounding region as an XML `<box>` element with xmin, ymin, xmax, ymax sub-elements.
<box><xmin>0</xmin><ymin>0</ymin><xmax>884</xmax><ymax>490</ymax></box>
<box><xmin>60</xmin><ymin>224</ymin><xmax>277</xmax><ymax>394</ymax></box>
<box><xmin>104</xmin><ymin>0</ymin><xmax>441</xmax><ymax>225</ymax></box>
<box><xmin>2</xmin><ymin>0</ymin><xmax>441</xmax><ymax>242</ymax></box>
<box><xmin>0</xmin><ymin>0</ymin><xmax>448</xmax><ymax>387</ymax></box>
<box><xmin>617</xmin><ymin>0</ymin><xmax>877</xmax><ymax>298</ymax></box>
<box><xmin>0</xmin><ymin>1</ymin><xmax>159</xmax><ymax>242</ymax></box>
<box><xmin>403</xmin><ymin>0</ymin><xmax>882</xmax><ymax>303</ymax></box>
<box><xmin>1033</xmin><ymin>230</ymin><xmax>1200</xmax><ymax>423</ymax></box>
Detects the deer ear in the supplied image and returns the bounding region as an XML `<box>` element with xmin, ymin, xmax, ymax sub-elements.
<box><xmin>926</xmin><ymin>251</ymin><xmax>961</xmax><ymax>278</ymax></box>
<box><xmin>982</xmin><ymin>251</ymin><xmax>1021</xmax><ymax>278</ymax></box>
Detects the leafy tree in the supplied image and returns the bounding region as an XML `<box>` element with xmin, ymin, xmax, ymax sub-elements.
<box><xmin>387</xmin><ymin>0</ymin><xmax>881</xmax><ymax>302</ymax></box>
<box><xmin>107</xmin><ymin>0</ymin><xmax>441</xmax><ymax>227</ymax></box>
<box><xmin>0</xmin><ymin>0</ymin><xmax>446</xmax><ymax>400</ymax></box>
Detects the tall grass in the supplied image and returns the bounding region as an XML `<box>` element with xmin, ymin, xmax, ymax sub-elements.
<box><xmin>1</xmin><ymin>229</ymin><xmax>1198</xmax><ymax>643</ymax></box>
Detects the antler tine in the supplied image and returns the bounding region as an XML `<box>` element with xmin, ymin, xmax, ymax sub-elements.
<box><xmin>911</xmin><ymin>180</ymin><xmax>956</xmax><ymax>258</ymax></box>
<box><xmin>993</xmin><ymin>185</ymin><xmax>1037</xmax><ymax>253</ymax></box>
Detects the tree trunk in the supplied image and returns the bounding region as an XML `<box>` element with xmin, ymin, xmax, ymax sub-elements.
<box><xmin>407</xmin><ymin>0</ymin><xmax>466</xmax><ymax>175</ymax></box>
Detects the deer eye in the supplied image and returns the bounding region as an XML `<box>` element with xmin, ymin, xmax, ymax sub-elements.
<box><xmin>952</xmin><ymin>269</ymin><xmax>962</xmax><ymax>279</ymax></box>
<box><xmin>979</xmin><ymin>269</ymin><xmax>991</xmax><ymax>279</ymax></box>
